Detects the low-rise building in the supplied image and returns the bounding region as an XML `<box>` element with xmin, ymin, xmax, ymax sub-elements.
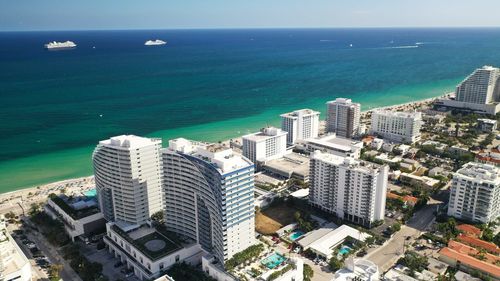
<box><xmin>428</xmin><ymin>167</ymin><xmax>451</xmax><ymax>178</ymax></box>
<box><xmin>396</xmin><ymin>144</ymin><xmax>411</xmax><ymax>155</ymax></box>
<box><xmin>456</xmin><ymin>224</ymin><xmax>482</xmax><ymax>238</ymax></box>
<box><xmin>400</xmin><ymin>173</ymin><xmax>440</xmax><ymax>189</ymax></box>
<box><xmin>262</xmin><ymin>152</ymin><xmax>310</xmax><ymax>182</ymax></box>
<box><xmin>333</xmin><ymin>258</ymin><xmax>379</xmax><ymax>281</ymax></box>
<box><xmin>44</xmin><ymin>192</ymin><xmax>106</xmax><ymax>242</ymax></box>
<box><xmin>104</xmin><ymin>222</ymin><xmax>204</xmax><ymax>281</ymax></box>
<box><xmin>0</xmin><ymin>218</ymin><xmax>31</xmax><ymax>281</ymax></box>
<box><xmin>382</xmin><ymin>142</ymin><xmax>395</xmax><ymax>153</ymax></box>
<box><xmin>298</xmin><ymin>224</ymin><xmax>371</xmax><ymax>259</ymax></box>
<box><xmin>371</xmin><ymin>138</ymin><xmax>384</xmax><ymax>150</ymax></box>
<box><xmin>421</xmin><ymin>140</ymin><xmax>448</xmax><ymax>152</ymax></box>
<box><xmin>375</xmin><ymin>154</ymin><xmax>403</xmax><ymax>165</ymax></box>
<box><xmin>439</xmin><ymin>240</ymin><xmax>500</xmax><ymax>280</ymax></box>
<box><xmin>477</xmin><ymin>118</ymin><xmax>498</xmax><ymax>132</ymax></box>
<box><xmin>476</xmin><ymin>148</ymin><xmax>500</xmax><ymax>167</ymax></box>
<box><xmin>299</xmin><ymin>134</ymin><xmax>363</xmax><ymax>158</ymax></box>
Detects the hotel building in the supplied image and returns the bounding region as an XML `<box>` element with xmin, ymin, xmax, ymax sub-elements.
<box><xmin>447</xmin><ymin>162</ymin><xmax>500</xmax><ymax>224</ymax></box>
<box><xmin>280</xmin><ymin>109</ymin><xmax>320</xmax><ymax>144</ymax></box>
<box><xmin>162</xmin><ymin>138</ymin><xmax>256</xmax><ymax>264</ymax></box>
<box><xmin>242</xmin><ymin>127</ymin><xmax>288</xmax><ymax>164</ymax></box>
<box><xmin>309</xmin><ymin>151</ymin><xmax>388</xmax><ymax>227</ymax></box>
<box><xmin>326</xmin><ymin>98</ymin><xmax>361</xmax><ymax>138</ymax></box>
<box><xmin>370</xmin><ymin>110</ymin><xmax>422</xmax><ymax>144</ymax></box>
<box><xmin>93</xmin><ymin>135</ymin><xmax>163</xmax><ymax>225</ymax></box>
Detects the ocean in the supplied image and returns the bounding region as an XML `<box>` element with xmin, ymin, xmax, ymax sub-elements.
<box><xmin>1</xmin><ymin>28</ymin><xmax>500</xmax><ymax>193</ymax></box>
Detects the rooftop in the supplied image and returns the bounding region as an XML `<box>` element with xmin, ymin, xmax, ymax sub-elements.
<box><xmin>305</xmin><ymin>134</ymin><xmax>363</xmax><ymax>153</ymax></box>
<box><xmin>263</xmin><ymin>152</ymin><xmax>310</xmax><ymax>178</ymax></box>
<box><xmin>439</xmin><ymin>241</ymin><xmax>500</xmax><ymax>278</ymax></box>
<box><xmin>455</xmin><ymin>162</ymin><xmax>500</xmax><ymax>185</ymax></box>
<box><xmin>456</xmin><ymin>224</ymin><xmax>482</xmax><ymax>237</ymax></box>
<box><xmin>111</xmin><ymin>224</ymin><xmax>183</xmax><ymax>261</ymax></box>
<box><xmin>168</xmin><ymin>138</ymin><xmax>253</xmax><ymax>174</ymax></box>
<box><xmin>312</xmin><ymin>150</ymin><xmax>383</xmax><ymax>174</ymax></box>
<box><xmin>334</xmin><ymin>258</ymin><xmax>379</xmax><ymax>281</ymax></box>
<box><xmin>456</xmin><ymin>234</ymin><xmax>500</xmax><ymax>254</ymax></box>
<box><xmin>100</xmin><ymin>135</ymin><xmax>161</xmax><ymax>149</ymax></box>
<box><xmin>48</xmin><ymin>193</ymin><xmax>100</xmax><ymax>220</ymax></box>
<box><xmin>242</xmin><ymin>127</ymin><xmax>287</xmax><ymax>142</ymax></box>
<box><xmin>372</xmin><ymin>109</ymin><xmax>422</xmax><ymax>119</ymax></box>
<box><xmin>280</xmin><ymin>108</ymin><xmax>320</xmax><ymax>118</ymax></box>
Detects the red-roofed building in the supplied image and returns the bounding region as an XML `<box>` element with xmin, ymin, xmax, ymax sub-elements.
<box><xmin>387</xmin><ymin>192</ymin><xmax>418</xmax><ymax>206</ymax></box>
<box><xmin>456</xmin><ymin>224</ymin><xmax>482</xmax><ymax>238</ymax></box>
<box><xmin>439</xmin><ymin>241</ymin><xmax>500</xmax><ymax>280</ymax></box>
<box><xmin>457</xmin><ymin>234</ymin><xmax>500</xmax><ymax>255</ymax></box>
<box><xmin>476</xmin><ymin>148</ymin><xmax>500</xmax><ymax>167</ymax></box>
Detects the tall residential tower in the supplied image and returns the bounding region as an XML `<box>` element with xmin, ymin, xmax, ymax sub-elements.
<box><xmin>93</xmin><ymin>135</ymin><xmax>163</xmax><ymax>225</ymax></box>
<box><xmin>309</xmin><ymin>151</ymin><xmax>388</xmax><ymax>227</ymax></box>
<box><xmin>326</xmin><ymin>98</ymin><xmax>361</xmax><ymax>138</ymax></box>
<box><xmin>162</xmin><ymin>138</ymin><xmax>256</xmax><ymax>264</ymax></box>
<box><xmin>280</xmin><ymin>109</ymin><xmax>320</xmax><ymax>145</ymax></box>
<box><xmin>447</xmin><ymin>162</ymin><xmax>500</xmax><ymax>224</ymax></box>
<box><xmin>242</xmin><ymin>127</ymin><xmax>288</xmax><ymax>164</ymax></box>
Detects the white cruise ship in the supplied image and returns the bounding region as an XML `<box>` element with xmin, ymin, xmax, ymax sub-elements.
<box><xmin>44</xmin><ymin>41</ymin><xmax>77</xmax><ymax>50</ymax></box>
<box><xmin>144</xmin><ymin>39</ymin><xmax>167</xmax><ymax>46</ymax></box>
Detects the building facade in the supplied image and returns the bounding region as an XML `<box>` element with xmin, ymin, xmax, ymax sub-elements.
<box><xmin>162</xmin><ymin>138</ymin><xmax>256</xmax><ymax>265</ymax></box>
<box><xmin>309</xmin><ymin>151</ymin><xmax>388</xmax><ymax>227</ymax></box>
<box><xmin>242</xmin><ymin>127</ymin><xmax>288</xmax><ymax>163</ymax></box>
<box><xmin>447</xmin><ymin>162</ymin><xmax>500</xmax><ymax>224</ymax></box>
<box><xmin>326</xmin><ymin>98</ymin><xmax>361</xmax><ymax>138</ymax></box>
<box><xmin>370</xmin><ymin>110</ymin><xmax>422</xmax><ymax>144</ymax></box>
<box><xmin>456</xmin><ymin>66</ymin><xmax>500</xmax><ymax>104</ymax></box>
<box><xmin>280</xmin><ymin>109</ymin><xmax>320</xmax><ymax>144</ymax></box>
<box><xmin>93</xmin><ymin>135</ymin><xmax>163</xmax><ymax>225</ymax></box>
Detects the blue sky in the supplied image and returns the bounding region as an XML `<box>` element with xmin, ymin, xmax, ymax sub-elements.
<box><xmin>2</xmin><ymin>0</ymin><xmax>500</xmax><ymax>31</ymax></box>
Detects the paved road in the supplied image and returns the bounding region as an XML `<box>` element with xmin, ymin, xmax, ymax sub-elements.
<box><xmin>24</xmin><ymin>219</ymin><xmax>82</xmax><ymax>281</ymax></box>
<box><xmin>365</xmin><ymin>199</ymin><xmax>441</xmax><ymax>273</ymax></box>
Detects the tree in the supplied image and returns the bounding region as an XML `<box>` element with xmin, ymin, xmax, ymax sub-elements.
<box><xmin>48</xmin><ymin>264</ymin><xmax>63</xmax><ymax>281</ymax></box>
<box><xmin>328</xmin><ymin>256</ymin><xmax>343</xmax><ymax>271</ymax></box>
<box><xmin>303</xmin><ymin>264</ymin><xmax>314</xmax><ymax>281</ymax></box>
<box><xmin>392</xmin><ymin>222</ymin><xmax>401</xmax><ymax>232</ymax></box>
<box><xmin>151</xmin><ymin>211</ymin><xmax>165</xmax><ymax>226</ymax></box>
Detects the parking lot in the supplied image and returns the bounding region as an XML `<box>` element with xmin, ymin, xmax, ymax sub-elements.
<box><xmin>80</xmin><ymin>241</ymin><xmax>140</xmax><ymax>281</ymax></box>
<box><xmin>10</xmin><ymin>227</ymin><xmax>49</xmax><ymax>280</ymax></box>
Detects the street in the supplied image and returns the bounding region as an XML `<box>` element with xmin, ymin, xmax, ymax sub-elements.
<box><xmin>365</xmin><ymin>198</ymin><xmax>442</xmax><ymax>272</ymax></box>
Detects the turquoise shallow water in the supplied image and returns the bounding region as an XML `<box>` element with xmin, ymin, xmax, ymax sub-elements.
<box><xmin>1</xmin><ymin>28</ymin><xmax>500</xmax><ymax>193</ymax></box>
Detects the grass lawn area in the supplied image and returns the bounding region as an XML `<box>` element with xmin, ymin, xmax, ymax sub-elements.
<box><xmin>255</xmin><ymin>204</ymin><xmax>298</xmax><ymax>235</ymax></box>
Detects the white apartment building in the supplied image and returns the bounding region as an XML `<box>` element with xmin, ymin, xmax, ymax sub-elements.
<box><xmin>242</xmin><ymin>127</ymin><xmax>288</xmax><ymax>163</ymax></box>
<box><xmin>93</xmin><ymin>135</ymin><xmax>163</xmax><ymax>226</ymax></box>
<box><xmin>456</xmin><ymin>66</ymin><xmax>500</xmax><ymax>104</ymax></box>
<box><xmin>280</xmin><ymin>109</ymin><xmax>320</xmax><ymax>144</ymax></box>
<box><xmin>309</xmin><ymin>151</ymin><xmax>388</xmax><ymax>227</ymax></box>
<box><xmin>162</xmin><ymin>138</ymin><xmax>256</xmax><ymax>265</ymax></box>
<box><xmin>326</xmin><ymin>98</ymin><xmax>361</xmax><ymax>138</ymax></box>
<box><xmin>370</xmin><ymin>110</ymin><xmax>422</xmax><ymax>144</ymax></box>
<box><xmin>0</xmin><ymin>218</ymin><xmax>32</xmax><ymax>281</ymax></box>
<box><xmin>447</xmin><ymin>162</ymin><xmax>500</xmax><ymax>224</ymax></box>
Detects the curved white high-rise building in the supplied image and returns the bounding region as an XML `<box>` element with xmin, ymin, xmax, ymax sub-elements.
<box><xmin>162</xmin><ymin>138</ymin><xmax>255</xmax><ymax>264</ymax></box>
<box><xmin>93</xmin><ymin>135</ymin><xmax>163</xmax><ymax>226</ymax></box>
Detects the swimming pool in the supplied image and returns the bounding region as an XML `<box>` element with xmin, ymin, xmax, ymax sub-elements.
<box><xmin>261</xmin><ymin>252</ymin><xmax>287</xmax><ymax>269</ymax></box>
<box><xmin>339</xmin><ymin>245</ymin><xmax>351</xmax><ymax>255</ymax></box>
<box><xmin>289</xmin><ymin>230</ymin><xmax>304</xmax><ymax>241</ymax></box>
<box><xmin>84</xmin><ymin>188</ymin><xmax>97</xmax><ymax>198</ymax></box>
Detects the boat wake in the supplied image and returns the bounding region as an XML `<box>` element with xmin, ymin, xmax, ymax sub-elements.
<box><xmin>379</xmin><ymin>45</ymin><xmax>419</xmax><ymax>49</ymax></box>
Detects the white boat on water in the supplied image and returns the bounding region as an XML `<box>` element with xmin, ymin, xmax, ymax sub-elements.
<box><xmin>44</xmin><ymin>41</ymin><xmax>77</xmax><ymax>50</ymax></box>
<box><xmin>144</xmin><ymin>39</ymin><xmax>167</xmax><ymax>46</ymax></box>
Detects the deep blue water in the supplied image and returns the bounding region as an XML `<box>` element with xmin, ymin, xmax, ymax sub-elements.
<box><xmin>1</xmin><ymin>28</ymin><xmax>500</xmax><ymax>191</ymax></box>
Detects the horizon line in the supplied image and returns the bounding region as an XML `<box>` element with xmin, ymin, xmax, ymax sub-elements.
<box><xmin>2</xmin><ymin>25</ymin><xmax>500</xmax><ymax>33</ymax></box>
